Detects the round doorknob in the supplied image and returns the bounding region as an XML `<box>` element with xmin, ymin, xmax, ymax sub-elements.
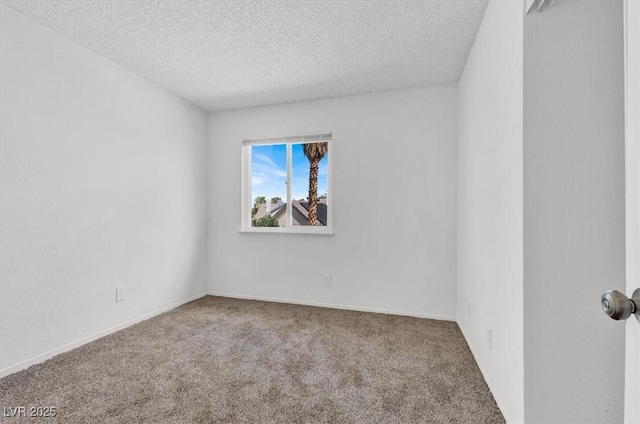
<box><xmin>601</xmin><ymin>290</ymin><xmax>637</xmax><ymax>320</ymax></box>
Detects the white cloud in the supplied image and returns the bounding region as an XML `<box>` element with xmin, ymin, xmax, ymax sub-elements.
<box><xmin>252</xmin><ymin>153</ymin><xmax>287</xmax><ymax>179</ymax></box>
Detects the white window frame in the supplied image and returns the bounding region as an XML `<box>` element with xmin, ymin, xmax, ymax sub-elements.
<box><xmin>240</xmin><ymin>131</ymin><xmax>333</xmax><ymax>235</ymax></box>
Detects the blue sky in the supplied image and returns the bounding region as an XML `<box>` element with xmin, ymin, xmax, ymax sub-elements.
<box><xmin>251</xmin><ymin>143</ymin><xmax>328</xmax><ymax>203</ymax></box>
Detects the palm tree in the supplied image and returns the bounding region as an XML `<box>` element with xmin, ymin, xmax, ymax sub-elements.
<box><xmin>302</xmin><ymin>142</ymin><xmax>328</xmax><ymax>226</ymax></box>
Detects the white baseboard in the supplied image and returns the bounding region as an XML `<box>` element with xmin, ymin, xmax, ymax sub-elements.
<box><xmin>0</xmin><ymin>292</ymin><xmax>207</xmax><ymax>379</ymax></box>
<box><xmin>1</xmin><ymin>291</ymin><xmax>455</xmax><ymax>379</ymax></box>
<box><xmin>457</xmin><ymin>321</ymin><xmax>515</xmax><ymax>424</ymax></box>
<box><xmin>207</xmin><ymin>291</ymin><xmax>456</xmax><ymax>322</ymax></box>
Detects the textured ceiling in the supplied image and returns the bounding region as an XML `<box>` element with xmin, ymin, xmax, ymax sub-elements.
<box><xmin>1</xmin><ymin>0</ymin><xmax>488</xmax><ymax>112</ymax></box>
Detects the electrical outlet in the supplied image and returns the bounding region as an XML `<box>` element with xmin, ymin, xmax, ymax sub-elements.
<box><xmin>323</xmin><ymin>274</ymin><xmax>331</xmax><ymax>286</ymax></box>
<box><xmin>486</xmin><ymin>326</ymin><xmax>493</xmax><ymax>350</ymax></box>
<box><xmin>116</xmin><ymin>286</ymin><xmax>126</xmax><ymax>302</ymax></box>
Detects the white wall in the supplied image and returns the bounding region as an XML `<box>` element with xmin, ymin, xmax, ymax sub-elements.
<box><xmin>0</xmin><ymin>6</ymin><xmax>208</xmax><ymax>375</ymax></box>
<box><xmin>523</xmin><ymin>1</ymin><xmax>626</xmax><ymax>422</ymax></box>
<box><xmin>208</xmin><ymin>86</ymin><xmax>458</xmax><ymax>319</ymax></box>
<box><xmin>456</xmin><ymin>1</ymin><xmax>524</xmax><ymax>422</ymax></box>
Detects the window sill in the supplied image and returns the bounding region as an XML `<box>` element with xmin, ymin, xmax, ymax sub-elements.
<box><xmin>239</xmin><ymin>227</ymin><xmax>334</xmax><ymax>235</ymax></box>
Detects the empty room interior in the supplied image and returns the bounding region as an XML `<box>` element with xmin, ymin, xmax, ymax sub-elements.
<box><xmin>2</xmin><ymin>0</ymin><xmax>639</xmax><ymax>423</ymax></box>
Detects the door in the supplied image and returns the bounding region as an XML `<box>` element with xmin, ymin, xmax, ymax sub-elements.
<box><xmin>624</xmin><ymin>0</ymin><xmax>639</xmax><ymax>422</ymax></box>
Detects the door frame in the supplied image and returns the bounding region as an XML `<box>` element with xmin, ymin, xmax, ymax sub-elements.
<box><xmin>624</xmin><ymin>0</ymin><xmax>639</xmax><ymax>422</ymax></box>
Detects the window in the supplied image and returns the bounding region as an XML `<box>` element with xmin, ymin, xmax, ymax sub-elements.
<box><xmin>241</xmin><ymin>132</ymin><xmax>332</xmax><ymax>234</ymax></box>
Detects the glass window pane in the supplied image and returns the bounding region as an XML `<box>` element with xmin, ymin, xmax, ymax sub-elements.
<box><xmin>291</xmin><ymin>142</ymin><xmax>329</xmax><ymax>226</ymax></box>
<box><xmin>251</xmin><ymin>144</ymin><xmax>286</xmax><ymax>227</ymax></box>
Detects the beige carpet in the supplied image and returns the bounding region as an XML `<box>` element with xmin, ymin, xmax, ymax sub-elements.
<box><xmin>0</xmin><ymin>296</ymin><xmax>504</xmax><ymax>423</ymax></box>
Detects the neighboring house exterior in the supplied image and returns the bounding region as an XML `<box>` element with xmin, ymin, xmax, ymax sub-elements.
<box><xmin>254</xmin><ymin>197</ymin><xmax>327</xmax><ymax>226</ymax></box>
